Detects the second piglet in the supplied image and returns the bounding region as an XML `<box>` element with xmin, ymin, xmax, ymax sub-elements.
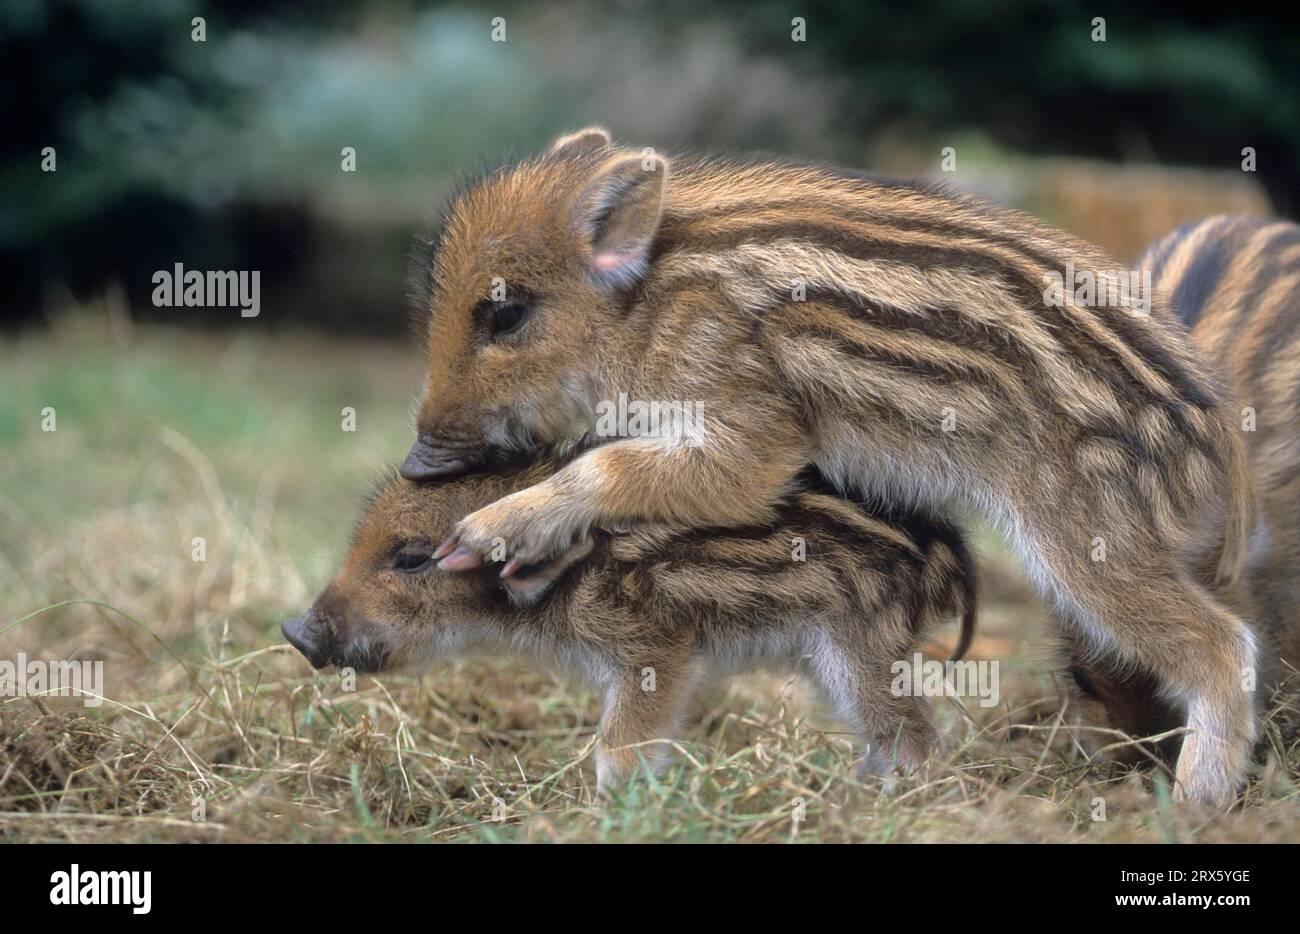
<box><xmin>284</xmin><ymin>463</ymin><xmax>977</xmax><ymax>793</ymax></box>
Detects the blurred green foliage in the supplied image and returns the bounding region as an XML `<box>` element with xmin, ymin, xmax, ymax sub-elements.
<box><xmin>3</xmin><ymin>0</ymin><xmax>1296</xmax><ymax>331</ymax></box>
<box><xmin>732</xmin><ymin>0</ymin><xmax>1299</xmax><ymax>202</ymax></box>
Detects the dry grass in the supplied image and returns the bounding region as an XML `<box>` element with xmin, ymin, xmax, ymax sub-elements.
<box><xmin>2</xmin><ymin>310</ymin><xmax>1297</xmax><ymax>843</ymax></box>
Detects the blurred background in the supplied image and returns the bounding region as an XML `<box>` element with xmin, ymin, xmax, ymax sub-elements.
<box><xmin>4</xmin><ymin>0</ymin><xmax>1296</xmax><ymax>333</ymax></box>
<box><xmin>2</xmin><ymin>0</ymin><xmax>1299</xmax><ymax>843</ymax></box>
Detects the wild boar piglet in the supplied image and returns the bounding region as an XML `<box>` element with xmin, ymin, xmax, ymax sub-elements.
<box><xmin>405</xmin><ymin>127</ymin><xmax>1258</xmax><ymax>806</ymax></box>
<box><xmin>1065</xmin><ymin>216</ymin><xmax>1300</xmax><ymax>754</ymax></box>
<box><xmin>284</xmin><ymin>463</ymin><xmax>977</xmax><ymax>793</ymax></box>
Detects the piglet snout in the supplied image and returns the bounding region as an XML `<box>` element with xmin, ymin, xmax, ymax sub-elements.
<box><xmin>400</xmin><ymin>436</ymin><xmax>473</xmax><ymax>481</ymax></box>
<box><xmin>282</xmin><ymin>608</ymin><xmax>334</xmax><ymax>669</ymax></box>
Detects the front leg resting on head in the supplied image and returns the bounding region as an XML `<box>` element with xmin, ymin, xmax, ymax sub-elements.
<box><xmin>499</xmin><ymin>536</ymin><xmax>595</xmax><ymax>605</ymax></box>
<box><xmin>436</xmin><ymin>411</ymin><xmax>806</xmax><ymax>572</ymax></box>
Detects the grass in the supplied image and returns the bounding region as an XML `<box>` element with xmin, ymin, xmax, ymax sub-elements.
<box><xmin>1</xmin><ymin>308</ymin><xmax>1297</xmax><ymax>843</ymax></box>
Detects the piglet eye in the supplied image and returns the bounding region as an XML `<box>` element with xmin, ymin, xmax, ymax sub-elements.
<box><xmin>393</xmin><ymin>550</ymin><xmax>433</xmax><ymax>573</ymax></box>
<box><xmin>491</xmin><ymin>302</ymin><xmax>529</xmax><ymax>339</ymax></box>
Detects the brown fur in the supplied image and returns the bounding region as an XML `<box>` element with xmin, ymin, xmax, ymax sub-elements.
<box><xmin>1066</xmin><ymin>216</ymin><xmax>1300</xmax><ymax>756</ymax></box>
<box><xmin>287</xmin><ymin>463</ymin><xmax>977</xmax><ymax>793</ymax></box>
<box><xmin>403</xmin><ymin>128</ymin><xmax>1256</xmax><ymax>805</ymax></box>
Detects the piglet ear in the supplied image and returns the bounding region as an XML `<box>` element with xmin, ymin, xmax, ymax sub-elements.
<box><xmin>550</xmin><ymin>126</ymin><xmax>612</xmax><ymax>157</ymax></box>
<box><xmin>574</xmin><ymin>151</ymin><xmax>669</xmax><ymax>289</ymax></box>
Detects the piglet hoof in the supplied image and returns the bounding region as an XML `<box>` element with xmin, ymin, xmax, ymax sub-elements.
<box><xmin>502</xmin><ymin>536</ymin><xmax>596</xmax><ymax>605</ymax></box>
<box><xmin>857</xmin><ymin>732</ymin><xmax>934</xmax><ymax>792</ymax></box>
<box><xmin>1172</xmin><ymin>737</ymin><xmax>1243</xmax><ymax>810</ymax></box>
